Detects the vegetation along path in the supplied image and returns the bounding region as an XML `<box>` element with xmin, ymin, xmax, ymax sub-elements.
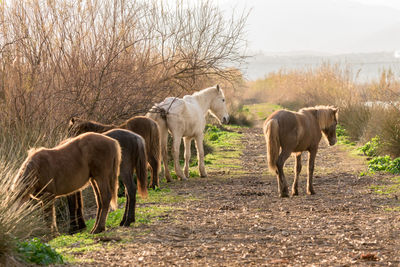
<box><xmin>52</xmin><ymin>106</ymin><xmax>400</xmax><ymax>266</ymax></box>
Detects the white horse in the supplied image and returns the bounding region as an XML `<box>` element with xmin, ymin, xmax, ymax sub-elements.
<box><xmin>147</xmin><ymin>85</ymin><xmax>229</xmax><ymax>181</ymax></box>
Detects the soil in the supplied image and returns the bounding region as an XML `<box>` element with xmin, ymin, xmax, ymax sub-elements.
<box><xmin>74</xmin><ymin>125</ymin><xmax>400</xmax><ymax>266</ymax></box>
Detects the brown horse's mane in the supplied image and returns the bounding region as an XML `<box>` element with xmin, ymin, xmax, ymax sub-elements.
<box><xmin>299</xmin><ymin>105</ymin><xmax>338</xmax><ymax>129</ymax></box>
<box><xmin>68</xmin><ymin>117</ymin><xmax>116</xmax><ymax>135</ymax></box>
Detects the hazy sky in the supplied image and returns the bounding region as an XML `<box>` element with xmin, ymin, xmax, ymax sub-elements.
<box><xmin>215</xmin><ymin>0</ymin><xmax>400</xmax><ymax>54</ymax></box>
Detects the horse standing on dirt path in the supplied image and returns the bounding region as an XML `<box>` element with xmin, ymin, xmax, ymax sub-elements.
<box><xmin>68</xmin><ymin>116</ymin><xmax>161</xmax><ymax>189</ymax></box>
<box><xmin>68</xmin><ymin>129</ymin><xmax>148</xmax><ymax>234</ymax></box>
<box><xmin>12</xmin><ymin>132</ymin><xmax>121</xmax><ymax>234</ymax></box>
<box><xmin>147</xmin><ymin>85</ymin><xmax>229</xmax><ymax>181</ymax></box>
<box><xmin>263</xmin><ymin>105</ymin><xmax>338</xmax><ymax>197</ymax></box>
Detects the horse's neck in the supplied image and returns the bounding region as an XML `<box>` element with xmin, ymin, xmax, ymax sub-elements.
<box><xmin>99</xmin><ymin>123</ymin><xmax>115</xmax><ymax>131</ymax></box>
<box><xmin>192</xmin><ymin>90</ymin><xmax>214</xmax><ymax>115</ymax></box>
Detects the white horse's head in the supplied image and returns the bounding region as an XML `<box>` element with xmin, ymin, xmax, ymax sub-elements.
<box><xmin>209</xmin><ymin>85</ymin><xmax>229</xmax><ymax>124</ymax></box>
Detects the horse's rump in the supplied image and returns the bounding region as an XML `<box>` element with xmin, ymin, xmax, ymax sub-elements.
<box><xmin>124</xmin><ymin>116</ymin><xmax>161</xmax><ymax>174</ymax></box>
<box><xmin>263</xmin><ymin>119</ymin><xmax>280</xmax><ymax>173</ymax></box>
<box><xmin>103</xmin><ymin>129</ymin><xmax>148</xmax><ymax>198</ymax></box>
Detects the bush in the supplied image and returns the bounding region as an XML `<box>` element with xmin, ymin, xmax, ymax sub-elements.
<box><xmin>17</xmin><ymin>238</ymin><xmax>63</xmax><ymax>265</ymax></box>
<box><xmin>368</xmin><ymin>155</ymin><xmax>400</xmax><ymax>174</ymax></box>
<box><xmin>358</xmin><ymin>136</ymin><xmax>381</xmax><ymax>157</ymax></box>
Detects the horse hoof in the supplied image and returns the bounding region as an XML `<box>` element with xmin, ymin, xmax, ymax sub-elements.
<box><xmin>201</xmin><ymin>174</ymin><xmax>207</xmax><ymax>178</ymax></box>
<box><xmin>90</xmin><ymin>227</ymin><xmax>104</xmax><ymax>234</ymax></box>
<box><xmin>291</xmin><ymin>191</ymin><xmax>298</xmax><ymax>196</ymax></box>
<box><xmin>307</xmin><ymin>191</ymin><xmax>316</xmax><ymax>195</ymax></box>
<box><xmin>280</xmin><ymin>193</ymin><xmax>289</xmax><ymax>198</ymax></box>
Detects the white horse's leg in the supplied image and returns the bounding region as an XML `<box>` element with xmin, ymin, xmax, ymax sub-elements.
<box><xmin>183</xmin><ymin>137</ymin><xmax>192</xmax><ymax>178</ymax></box>
<box><xmin>172</xmin><ymin>134</ymin><xmax>187</xmax><ymax>180</ymax></box>
<box><xmin>195</xmin><ymin>134</ymin><xmax>207</xmax><ymax>177</ymax></box>
<box><xmin>160</xmin><ymin>126</ymin><xmax>172</xmax><ymax>182</ymax></box>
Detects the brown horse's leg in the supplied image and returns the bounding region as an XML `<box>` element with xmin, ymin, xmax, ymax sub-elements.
<box><xmin>172</xmin><ymin>134</ymin><xmax>187</xmax><ymax>180</ymax></box>
<box><xmin>148</xmin><ymin>156</ymin><xmax>159</xmax><ymax>189</ymax></box>
<box><xmin>43</xmin><ymin>195</ymin><xmax>58</xmax><ymax>235</ymax></box>
<box><xmin>76</xmin><ymin>191</ymin><xmax>86</xmax><ymax>230</ymax></box>
<box><xmin>292</xmin><ymin>153</ymin><xmax>302</xmax><ymax>196</ymax></box>
<box><xmin>67</xmin><ymin>192</ymin><xmax>87</xmax><ymax>234</ymax></box>
<box><xmin>183</xmin><ymin>137</ymin><xmax>192</xmax><ymax>178</ymax></box>
<box><xmin>67</xmin><ymin>193</ymin><xmax>79</xmax><ymax>234</ymax></box>
<box><xmin>90</xmin><ymin>180</ymin><xmax>104</xmax><ymax>234</ymax></box>
<box><xmin>91</xmin><ymin>178</ymin><xmax>112</xmax><ymax>234</ymax></box>
<box><xmin>160</xmin><ymin>128</ymin><xmax>172</xmax><ymax>182</ymax></box>
<box><xmin>120</xmin><ymin>170</ymin><xmax>136</xmax><ymax>227</ymax></box>
<box><xmin>307</xmin><ymin>149</ymin><xmax>317</xmax><ymax>195</ymax></box>
<box><xmin>276</xmin><ymin>150</ymin><xmax>291</xmax><ymax>197</ymax></box>
<box><xmin>195</xmin><ymin>134</ymin><xmax>207</xmax><ymax>178</ymax></box>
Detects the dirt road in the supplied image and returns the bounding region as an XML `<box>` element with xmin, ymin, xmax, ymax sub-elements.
<box><xmin>77</xmin><ymin>126</ymin><xmax>400</xmax><ymax>266</ymax></box>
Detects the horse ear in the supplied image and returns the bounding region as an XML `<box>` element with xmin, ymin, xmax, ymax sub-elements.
<box><xmin>216</xmin><ymin>84</ymin><xmax>220</xmax><ymax>91</ymax></box>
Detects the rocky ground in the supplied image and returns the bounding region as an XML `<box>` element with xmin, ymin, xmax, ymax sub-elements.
<box><xmin>74</xmin><ymin>126</ymin><xmax>400</xmax><ymax>266</ymax></box>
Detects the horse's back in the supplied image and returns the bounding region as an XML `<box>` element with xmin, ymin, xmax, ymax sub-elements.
<box><xmin>266</xmin><ymin>109</ymin><xmax>321</xmax><ymax>151</ymax></box>
<box><xmin>266</xmin><ymin>109</ymin><xmax>298</xmax><ymax>134</ymax></box>
<box><xmin>104</xmin><ymin>129</ymin><xmax>144</xmax><ymax>157</ymax></box>
<box><xmin>78</xmin><ymin>132</ymin><xmax>120</xmax><ymax>159</ymax></box>
<box><xmin>125</xmin><ymin>116</ymin><xmax>158</xmax><ymax>140</ymax></box>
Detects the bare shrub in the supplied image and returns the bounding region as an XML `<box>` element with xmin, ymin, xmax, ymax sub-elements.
<box><xmin>339</xmin><ymin>104</ymin><xmax>371</xmax><ymax>141</ymax></box>
<box><xmin>0</xmin><ymin>0</ymin><xmax>248</xmax><ymax>247</ymax></box>
<box><xmin>244</xmin><ymin>64</ymin><xmax>355</xmax><ymax>110</ymax></box>
<box><xmin>0</xmin><ymin>0</ymin><xmax>248</xmax><ymax>127</ymax></box>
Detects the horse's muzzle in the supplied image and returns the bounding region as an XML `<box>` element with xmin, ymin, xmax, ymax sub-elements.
<box><xmin>222</xmin><ymin>116</ymin><xmax>229</xmax><ymax>124</ymax></box>
<box><xmin>329</xmin><ymin>139</ymin><xmax>337</xmax><ymax>146</ymax></box>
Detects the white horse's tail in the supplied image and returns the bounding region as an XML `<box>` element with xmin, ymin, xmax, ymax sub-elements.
<box><xmin>147</xmin><ymin>105</ymin><xmax>169</xmax><ymax>132</ymax></box>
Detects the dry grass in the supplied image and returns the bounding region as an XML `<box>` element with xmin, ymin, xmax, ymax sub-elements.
<box><xmin>243</xmin><ymin>63</ymin><xmax>400</xmax><ymax>152</ymax></box>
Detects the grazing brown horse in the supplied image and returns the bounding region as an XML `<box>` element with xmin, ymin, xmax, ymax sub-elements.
<box><xmin>68</xmin><ymin>129</ymin><xmax>148</xmax><ymax>233</ymax></box>
<box><xmin>12</xmin><ymin>132</ymin><xmax>121</xmax><ymax>234</ymax></box>
<box><xmin>263</xmin><ymin>105</ymin><xmax>338</xmax><ymax>197</ymax></box>
<box><xmin>68</xmin><ymin>116</ymin><xmax>161</xmax><ymax>188</ymax></box>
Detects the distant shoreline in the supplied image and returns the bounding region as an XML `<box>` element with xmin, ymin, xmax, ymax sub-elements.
<box><xmin>243</xmin><ymin>51</ymin><xmax>400</xmax><ymax>82</ymax></box>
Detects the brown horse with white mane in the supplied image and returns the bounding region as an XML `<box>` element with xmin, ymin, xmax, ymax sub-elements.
<box><xmin>12</xmin><ymin>132</ymin><xmax>121</xmax><ymax>234</ymax></box>
<box><xmin>68</xmin><ymin>116</ymin><xmax>161</xmax><ymax>188</ymax></box>
<box><xmin>263</xmin><ymin>105</ymin><xmax>338</xmax><ymax>197</ymax></box>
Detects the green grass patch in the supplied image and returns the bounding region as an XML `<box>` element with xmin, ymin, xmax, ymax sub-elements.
<box><xmin>368</xmin><ymin>156</ymin><xmax>400</xmax><ymax>174</ymax></box>
<box><xmin>241</xmin><ymin>103</ymin><xmax>283</xmax><ymax>121</ymax></box>
<box><xmin>203</xmin><ymin>125</ymin><xmax>244</xmax><ymax>174</ymax></box>
<box><xmin>337</xmin><ymin>124</ymin><xmax>356</xmax><ymax>146</ymax></box>
<box><xmin>358</xmin><ymin>136</ymin><xmax>380</xmax><ymax>156</ymax></box>
<box><xmin>17</xmin><ymin>238</ymin><xmax>64</xmax><ymax>265</ymax></box>
<box><xmin>369</xmin><ymin>176</ymin><xmax>400</xmax><ymax>195</ymax></box>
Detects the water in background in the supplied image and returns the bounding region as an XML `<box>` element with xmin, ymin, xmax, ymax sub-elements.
<box><xmin>244</xmin><ymin>52</ymin><xmax>400</xmax><ymax>82</ymax></box>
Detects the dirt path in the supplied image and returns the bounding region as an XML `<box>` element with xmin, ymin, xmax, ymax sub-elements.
<box><xmin>77</xmin><ymin>126</ymin><xmax>400</xmax><ymax>266</ymax></box>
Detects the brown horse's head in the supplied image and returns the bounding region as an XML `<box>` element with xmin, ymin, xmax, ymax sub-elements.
<box><xmin>317</xmin><ymin>106</ymin><xmax>339</xmax><ymax>146</ymax></box>
<box><xmin>68</xmin><ymin>117</ymin><xmax>112</xmax><ymax>137</ymax></box>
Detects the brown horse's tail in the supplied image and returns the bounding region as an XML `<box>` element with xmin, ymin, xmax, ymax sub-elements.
<box><xmin>136</xmin><ymin>137</ymin><xmax>148</xmax><ymax>198</ymax></box>
<box><xmin>150</xmin><ymin>122</ymin><xmax>161</xmax><ymax>174</ymax></box>
<box><xmin>110</xmin><ymin>142</ymin><xmax>121</xmax><ymax>210</ymax></box>
<box><xmin>263</xmin><ymin>119</ymin><xmax>280</xmax><ymax>173</ymax></box>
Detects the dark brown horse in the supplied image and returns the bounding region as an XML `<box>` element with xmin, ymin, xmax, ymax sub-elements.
<box><xmin>12</xmin><ymin>132</ymin><xmax>121</xmax><ymax>234</ymax></box>
<box><xmin>263</xmin><ymin>105</ymin><xmax>338</xmax><ymax>197</ymax></box>
<box><xmin>68</xmin><ymin>129</ymin><xmax>148</xmax><ymax>233</ymax></box>
<box><xmin>68</xmin><ymin>116</ymin><xmax>162</xmax><ymax>188</ymax></box>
